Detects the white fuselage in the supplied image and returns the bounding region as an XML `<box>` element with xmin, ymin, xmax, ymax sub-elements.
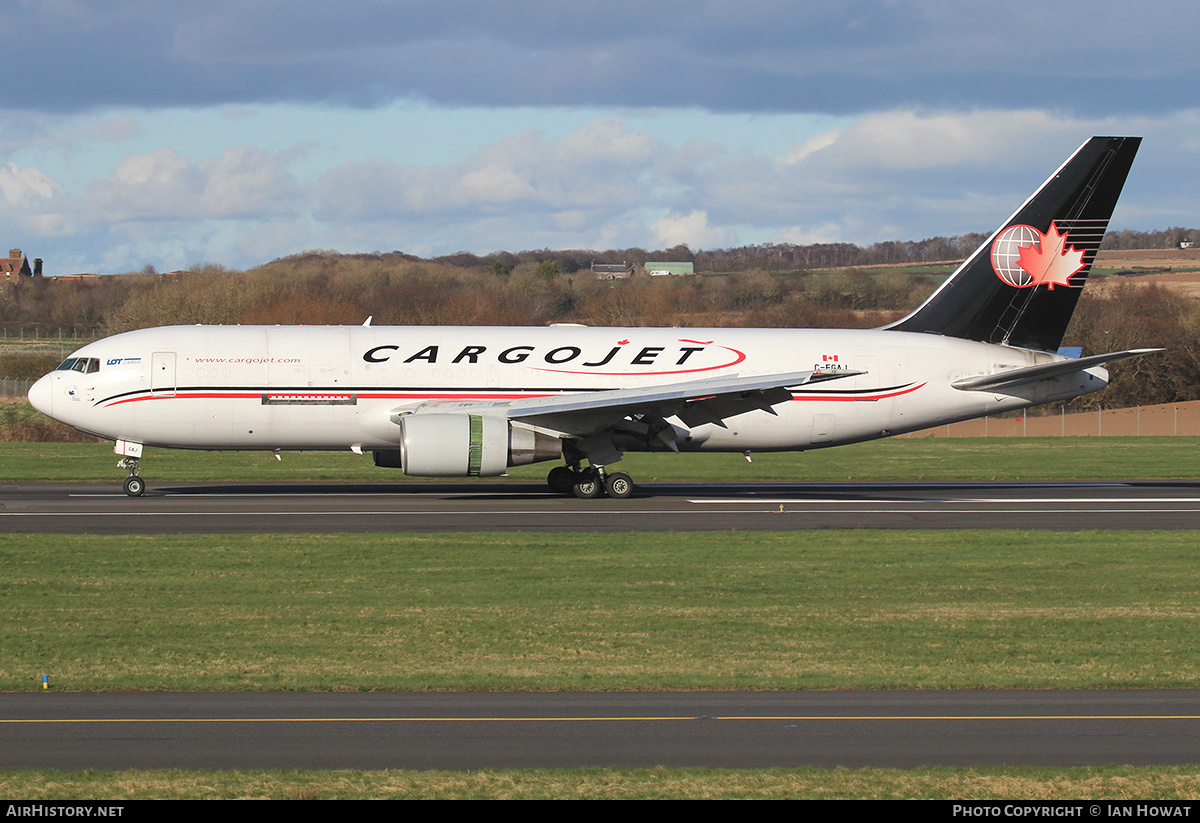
<box><xmin>29</xmin><ymin>324</ymin><xmax>1109</xmax><ymax>456</ymax></box>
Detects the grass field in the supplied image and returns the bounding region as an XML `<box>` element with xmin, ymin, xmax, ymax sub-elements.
<box><xmin>5</xmin><ymin>766</ymin><xmax>1200</xmax><ymax>799</ymax></box>
<box><xmin>4</xmin><ymin>530</ymin><xmax>1199</xmax><ymax>692</ymax></box>
<box><xmin>0</xmin><ymin>336</ymin><xmax>94</xmax><ymax>360</ymax></box>
<box><xmin>2</xmin><ymin>435</ymin><xmax>1199</xmax><ymax>484</ymax></box>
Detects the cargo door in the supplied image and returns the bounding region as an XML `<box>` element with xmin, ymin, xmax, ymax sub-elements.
<box><xmin>810</xmin><ymin>413</ymin><xmax>836</xmax><ymax>444</ymax></box>
<box><xmin>150</xmin><ymin>351</ymin><xmax>176</xmax><ymax>398</ymax></box>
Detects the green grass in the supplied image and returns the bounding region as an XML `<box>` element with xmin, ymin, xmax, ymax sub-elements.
<box><xmin>0</xmin><ymin>337</ymin><xmax>95</xmax><ymax>359</ymax></box>
<box><xmin>3</xmin><ymin>530</ymin><xmax>1199</xmax><ymax>692</ymax></box>
<box><xmin>4</xmin><ymin>766</ymin><xmax>1200</xmax><ymax>799</ymax></box>
<box><xmin>1</xmin><ymin>436</ymin><xmax>1197</xmax><ymax>483</ymax></box>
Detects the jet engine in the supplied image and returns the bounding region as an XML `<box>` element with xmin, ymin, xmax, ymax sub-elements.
<box><xmin>373</xmin><ymin>413</ymin><xmax>561</xmax><ymax>476</ymax></box>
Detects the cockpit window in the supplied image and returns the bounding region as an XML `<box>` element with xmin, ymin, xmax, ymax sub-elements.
<box><xmin>56</xmin><ymin>357</ymin><xmax>99</xmax><ymax>373</ymax></box>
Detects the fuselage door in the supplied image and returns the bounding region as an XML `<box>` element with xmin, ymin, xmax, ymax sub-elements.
<box><xmin>151</xmin><ymin>351</ymin><xmax>177</xmax><ymax>398</ymax></box>
<box><xmin>810</xmin><ymin>413</ymin><xmax>836</xmax><ymax>443</ymax></box>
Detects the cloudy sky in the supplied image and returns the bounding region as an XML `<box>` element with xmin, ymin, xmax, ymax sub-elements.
<box><xmin>2</xmin><ymin>0</ymin><xmax>1198</xmax><ymax>273</ymax></box>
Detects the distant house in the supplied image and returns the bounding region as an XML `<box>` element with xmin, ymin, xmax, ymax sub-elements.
<box><xmin>1</xmin><ymin>249</ymin><xmax>39</xmax><ymax>296</ymax></box>
<box><xmin>592</xmin><ymin>262</ymin><xmax>634</xmax><ymax>280</ymax></box>
<box><xmin>2</xmin><ymin>249</ymin><xmax>33</xmax><ymax>277</ymax></box>
<box><xmin>644</xmin><ymin>261</ymin><xmax>694</xmax><ymax>276</ymax></box>
<box><xmin>1181</xmin><ymin>240</ymin><xmax>1194</xmax><ymax>249</ymax></box>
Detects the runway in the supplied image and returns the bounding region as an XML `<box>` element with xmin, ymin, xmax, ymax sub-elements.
<box><xmin>2</xmin><ymin>479</ymin><xmax>1199</xmax><ymax>533</ymax></box>
<box><xmin>5</xmin><ymin>690</ymin><xmax>1200</xmax><ymax>770</ymax></box>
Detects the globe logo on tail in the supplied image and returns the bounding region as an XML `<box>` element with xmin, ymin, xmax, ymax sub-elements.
<box><xmin>990</xmin><ymin>222</ymin><xmax>1087</xmax><ymax>290</ymax></box>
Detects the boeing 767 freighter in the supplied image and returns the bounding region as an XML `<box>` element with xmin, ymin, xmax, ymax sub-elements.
<box><xmin>28</xmin><ymin>136</ymin><xmax>1155</xmax><ymax>498</ymax></box>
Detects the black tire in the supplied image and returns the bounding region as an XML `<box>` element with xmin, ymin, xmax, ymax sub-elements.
<box><xmin>605</xmin><ymin>472</ymin><xmax>634</xmax><ymax>499</ymax></box>
<box><xmin>547</xmin><ymin>466</ymin><xmax>577</xmax><ymax>495</ymax></box>
<box><xmin>572</xmin><ymin>473</ymin><xmax>603</xmax><ymax>499</ymax></box>
<box><xmin>123</xmin><ymin>475</ymin><xmax>145</xmax><ymax>497</ymax></box>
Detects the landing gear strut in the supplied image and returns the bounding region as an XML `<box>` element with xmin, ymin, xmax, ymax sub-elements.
<box><xmin>118</xmin><ymin>457</ymin><xmax>145</xmax><ymax>497</ymax></box>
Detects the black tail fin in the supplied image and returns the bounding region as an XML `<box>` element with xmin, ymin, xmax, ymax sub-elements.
<box><xmin>886</xmin><ymin>136</ymin><xmax>1141</xmax><ymax>351</ymax></box>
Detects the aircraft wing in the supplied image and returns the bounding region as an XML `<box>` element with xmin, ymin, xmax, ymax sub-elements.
<box><xmin>407</xmin><ymin>368</ymin><xmax>860</xmax><ymax>433</ymax></box>
<box><xmin>951</xmin><ymin>348</ymin><xmax>1161</xmax><ymax>391</ymax></box>
<box><xmin>508</xmin><ymin>369</ymin><xmax>853</xmax><ymax>419</ymax></box>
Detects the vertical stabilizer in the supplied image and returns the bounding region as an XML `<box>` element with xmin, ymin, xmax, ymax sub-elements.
<box><xmin>886</xmin><ymin>136</ymin><xmax>1140</xmax><ymax>351</ymax></box>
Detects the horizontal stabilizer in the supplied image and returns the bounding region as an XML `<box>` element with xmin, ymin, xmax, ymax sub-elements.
<box><xmin>951</xmin><ymin>348</ymin><xmax>1161</xmax><ymax>391</ymax></box>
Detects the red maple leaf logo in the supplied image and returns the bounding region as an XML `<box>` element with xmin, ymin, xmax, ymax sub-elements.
<box><xmin>1016</xmin><ymin>222</ymin><xmax>1086</xmax><ymax>290</ymax></box>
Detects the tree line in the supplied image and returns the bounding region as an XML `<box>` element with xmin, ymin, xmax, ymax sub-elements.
<box><xmin>423</xmin><ymin>227</ymin><xmax>1200</xmax><ymax>275</ymax></box>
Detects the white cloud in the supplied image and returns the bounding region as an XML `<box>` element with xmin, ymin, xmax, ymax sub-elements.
<box><xmin>0</xmin><ymin>162</ymin><xmax>65</xmax><ymax>208</ymax></box>
<box><xmin>650</xmin><ymin>210</ymin><xmax>734</xmax><ymax>249</ymax></box>
<box><xmin>315</xmin><ymin>119</ymin><xmax>664</xmax><ymax>219</ymax></box>
<box><xmin>781</xmin><ymin>129</ymin><xmax>842</xmax><ymax>165</ymax></box>
<box><xmin>86</xmin><ymin>145</ymin><xmax>301</xmax><ymax>221</ymax></box>
<box><xmin>798</xmin><ymin>110</ymin><xmax>1088</xmax><ymax>171</ymax></box>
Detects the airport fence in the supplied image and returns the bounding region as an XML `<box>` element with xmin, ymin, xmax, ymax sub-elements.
<box><xmin>1</xmin><ymin>378</ymin><xmax>32</xmax><ymax>398</ymax></box>
<box><xmin>902</xmin><ymin>402</ymin><xmax>1200</xmax><ymax>437</ymax></box>
<box><xmin>0</xmin><ymin>324</ymin><xmax>100</xmax><ymax>340</ymax></box>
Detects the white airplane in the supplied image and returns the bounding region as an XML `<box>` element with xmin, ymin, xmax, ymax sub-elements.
<box><xmin>28</xmin><ymin>136</ymin><xmax>1156</xmax><ymax>498</ymax></box>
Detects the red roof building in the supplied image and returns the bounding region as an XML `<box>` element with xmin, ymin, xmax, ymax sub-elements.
<box><xmin>1</xmin><ymin>249</ymin><xmax>32</xmax><ymax>278</ymax></box>
<box><xmin>1</xmin><ymin>249</ymin><xmax>41</xmax><ymax>297</ymax></box>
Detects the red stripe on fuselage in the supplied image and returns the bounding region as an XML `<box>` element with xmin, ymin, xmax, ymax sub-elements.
<box><xmin>788</xmin><ymin>383</ymin><xmax>925</xmax><ymax>402</ymax></box>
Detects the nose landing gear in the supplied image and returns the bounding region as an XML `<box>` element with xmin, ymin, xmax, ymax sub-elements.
<box><xmin>118</xmin><ymin>457</ymin><xmax>145</xmax><ymax>497</ymax></box>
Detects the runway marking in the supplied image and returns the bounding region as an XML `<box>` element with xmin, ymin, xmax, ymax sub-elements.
<box><xmin>691</xmin><ymin>497</ymin><xmax>1200</xmax><ymax>504</ymax></box>
<box><xmin>7</xmin><ymin>714</ymin><xmax>1200</xmax><ymax>724</ymax></box>
<box><xmin>68</xmin><ymin>492</ymin><xmax>541</xmax><ymax>498</ymax></box>
<box><xmin>6</xmin><ymin>508</ymin><xmax>1200</xmax><ymax>518</ymax></box>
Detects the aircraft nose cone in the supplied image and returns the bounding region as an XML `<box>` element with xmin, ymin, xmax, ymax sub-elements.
<box><xmin>27</xmin><ymin>374</ymin><xmax>53</xmax><ymax>417</ymax></box>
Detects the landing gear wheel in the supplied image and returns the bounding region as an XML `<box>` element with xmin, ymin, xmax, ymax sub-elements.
<box><xmin>604</xmin><ymin>472</ymin><xmax>634</xmax><ymax>499</ymax></box>
<box><xmin>572</xmin><ymin>472</ymin><xmax>604</xmax><ymax>499</ymax></box>
<box><xmin>123</xmin><ymin>475</ymin><xmax>146</xmax><ymax>497</ymax></box>
<box><xmin>547</xmin><ymin>466</ymin><xmax>578</xmax><ymax>495</ymax></box>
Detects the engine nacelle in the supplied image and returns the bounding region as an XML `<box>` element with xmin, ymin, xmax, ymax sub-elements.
<box><xmin>373</xmin><ymin>413</ymin><xmax>561</xmax><ymax>477</ymax></box>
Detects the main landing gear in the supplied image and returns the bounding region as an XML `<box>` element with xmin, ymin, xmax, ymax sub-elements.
<box><xmin>546</xmin><ymin>465</ymin><xmax>635</xmax><ymax>499</ymax></box>
<box><xmin>118</xmin><ymin>457</ymin><xmax>145</xmax><ymax>497</ymax></box>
